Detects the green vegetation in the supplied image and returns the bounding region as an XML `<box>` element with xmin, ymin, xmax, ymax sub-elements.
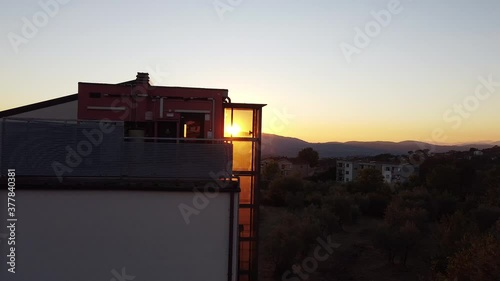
<box><xmin>259</xmin><ymin>149</ymin><xmax>500</xmax><ymax>281</ymax></box>
<box><xmin>297</xmin><ymin>147</ymin><xmax>319</xmax><ymax>167</ymax></box>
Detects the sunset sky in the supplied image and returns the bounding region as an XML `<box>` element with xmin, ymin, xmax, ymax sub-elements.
<box><xmin>1</xmin><ymin>0</ymin><xmax>499</xmax><ymax>144</ymax></box>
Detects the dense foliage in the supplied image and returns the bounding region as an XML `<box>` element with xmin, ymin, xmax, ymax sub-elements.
<box><xmin>260</xmin><ymin>149</ymin><xmax>500</xmax><ymax>280</ymax></box>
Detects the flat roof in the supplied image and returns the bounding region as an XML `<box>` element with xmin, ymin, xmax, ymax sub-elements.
<box><xmin>0</xmin><ymin>94</ymin><xmax>78</xmax><ymax>118</ymax></box>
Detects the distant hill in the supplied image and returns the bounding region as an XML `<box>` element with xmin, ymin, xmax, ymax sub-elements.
<box><xmin>262</xmin><ymin>134</ymin><xmax>499</xmax><ymax>158</ymax></box>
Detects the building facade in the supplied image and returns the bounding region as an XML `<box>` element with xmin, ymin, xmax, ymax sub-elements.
<box><xmin>261</xmin><ymin>157</ymin><xmax>314</xmax><ymax>178</ymax></box>
<box><xmin>336</xmin><ymin>160</ymin><xmax>403</xmax><ymax>184</ymax></box>
<box><xmin>0</xmin><ymin>73</ymin><xmax>264</xmax><ymax>281</ymax></box>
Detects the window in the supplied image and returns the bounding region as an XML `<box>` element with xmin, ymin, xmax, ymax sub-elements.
<box><xmin>346</xmin><ymin>171</ymin><xmax>350</xmax><ymax>175</ymax></box>
<box><xmin>89</xmin><ymin>92</ymin><xmax>101</xmax><ymax>98</ymax></box>
<box><xmin>346</xmin><ymin>163</ymin><xmax>350</xmax><ymax>168</ymax></box>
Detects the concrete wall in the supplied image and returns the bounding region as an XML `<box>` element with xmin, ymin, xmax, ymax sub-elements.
<box><xmin>0</xmin><ymin>189</ymin><xmax>237</xmax><ymax>281</ymax></box>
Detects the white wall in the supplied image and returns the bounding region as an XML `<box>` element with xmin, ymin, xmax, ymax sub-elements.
<box><xmin>0</xmin><ymin>189</ymin><xmax>236</xmax><ymax>281</ymax></box>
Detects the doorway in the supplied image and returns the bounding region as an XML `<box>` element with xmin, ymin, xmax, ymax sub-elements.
<box><xmin>180</xmin><ymin>113</ymin><xmax>205</xmax><ymax>139</ymax></box>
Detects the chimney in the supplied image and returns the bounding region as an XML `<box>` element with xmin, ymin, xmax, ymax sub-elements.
<box><xmin>136</xmin><ymin>72</ymin><xmax>150</xmax><ymax>86</ymax></box>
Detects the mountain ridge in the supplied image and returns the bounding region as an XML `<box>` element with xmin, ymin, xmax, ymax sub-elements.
<box><xmin>261</xmin><ymin>133</ymin><xmax>499</xmax><ymax>158</ymax></box>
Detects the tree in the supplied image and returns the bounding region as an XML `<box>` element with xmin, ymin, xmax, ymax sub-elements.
<box><xmin>263</xmin><ymin>161</ymin><xmax>280</xmax><ymax>181</ymax></box>
<box><xmin>267</xmin><ymin>177</ymin><xmax>304</xmax><ymax>206</ymax></box>
<box><xmin>264</xmin><ymin>211</ymin><xmax>322</xmax><ymax>278</ymax></box>
<box><xmin>355</xmin><ymin>168</ymin><xmax>385</xmax><ymax>193</ymax></box>
<box><xmin>445</xmin><ymin>234</ymin><xmax>500</xmax><ymax>281</ymax></box>
<box><xmin>297</xmin><ymin>147</ymin><xmax>319</xmax><ymax>167</ymax></box>
<box><xmin>426</xmin><ymin>165</ymin><xmax>461</xmax><ymax>195</ymax></box>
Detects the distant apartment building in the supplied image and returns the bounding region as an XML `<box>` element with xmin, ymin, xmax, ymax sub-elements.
<box><xmin>261</xmin><ymin>157</ymin><xmax>314</xmax><ymax>178</ymax></box>
<box><xmin>0</xmin><ymin>72</ymin><xmax>264</xmax><ymax>281</ymax></box>
<box><xmin>336</xmin><ymin>160</ymin><xmax>404</xmax><ymax>184</ymax></box>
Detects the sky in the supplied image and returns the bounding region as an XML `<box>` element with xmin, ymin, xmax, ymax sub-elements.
<box><xmin>1</xmin><ymin>0</ymin><xmax>499</xmax><ymax>144</ymax></box>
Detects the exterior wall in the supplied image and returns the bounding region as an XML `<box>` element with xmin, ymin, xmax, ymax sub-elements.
<box><xmin>382</xmin><ymin>166</ymin><xmax>393</xmax><ymax>183</ymax></box>
<box><xmin>261</xmin><ymin>158</ymin><xmax>294</xmax><ymax>177</ymax></box>
<box><xmin>78</xmin><ymin>83</ymin><xmax>228</xmax><ymax>139</ymax></box>
<box><xmin>277</xmin><ymin>159</ymin><xmax>293</xmax><ymax>176</ymax></box>
<box><xmin>336</xmin><ymin>161</ymin><xmax>346</xmax><ymax>182</ymax></box>
<box><xmin>0</xmin><ymin>189</ymin><xmax>238</xmax><ymax>281</ymax></box>
<box><xmin>381</xmin><ymin>164</ymin><xmax>403</xmax><ymax>184</ymax></box>
<box><xmin>291</xmin><ymin>163</ymin><xmax>314</xmax><ymax>178</ymax></box>
<box><xmin>0</xmin><ymin>100</ymin><xmax>78</xmax><ymax>120</ymax></box>
<box><xmin>337</xmin><ymin>160</ymin><xmax>403</xmax><ymax>183</ymax></box>
<box><xmin>336</xmin><ymin>160</ymin><xmax>353</xmax><ymax>182</ymax></box>
<box><xmin>344</xmin><ymin>162</ymin><xmax>353</xmax><ymax>181</ymax></box>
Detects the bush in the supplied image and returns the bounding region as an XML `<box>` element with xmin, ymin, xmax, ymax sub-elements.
<box><xmin>358</xmin><ymin>193</ymin><xmax>390</xmax><ymax>218</ymax></box>
<box><xmin>472</xmin><ymin>205</ymin><xmax>500</xmax><ymax>232</ymax></box>
<box><xmin>264</xmin><ymin>210</ymin><xmax>322</xmax><ymax>278</ymax></box>
<box><xmin>304</xmin><ymin>191</ymin><xmax>323</xmax><ymax>206</ymax></box>
<box><xmin>308</xmin><ymin>205</ymin><xmax>342</xmax><ymax>234</ymax></box>
<box><xmin>354</xmin><ymin>168</ymin><xmax>385</xmax><ymax>193</ymax></box>
<box><xmin>321</xmin><ymin>193</ymin><xmax>358</xmax><ymax>226</ymax></box>
<box><xmin>350</xmin><ymin>205</ymin><xmax>361</xmax><ymax>224</ymax></box>
<box><xmin>432</xmin><ymin>211</ymin><xmax>479</xmax><ymax>274</ymax></box>
<box><xmin>285</xmin><ymin>192</ymin><xmax>305</xmax><ymax>211</ymax></box>
<box><xmin>385</xmin><ymin>198</ymin><xmax>428</xmax><ymax>230</ymax></box>
<box><xmin>373</xmin><ymin>221</ymin><xmax>421</xmax><ymax>265</ymax></box>
<box><xmin>430</xmin><ymin>192</ymin><xmax>458</xmax><ymax>221</ymax></box>
<box><xmin>445</xmin><ymin>234</ymin><xmax>500</xmax><ymax>281</ymax></box>
<box><xmin>267</xmin><ymin>177</ymin><xmax>304</xmax><ymax>206</ymax></box>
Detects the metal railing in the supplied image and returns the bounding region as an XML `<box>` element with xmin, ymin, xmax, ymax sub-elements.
<box><xmin>0</xmin><ymin>118</ymin><xmax>233</xmax><ymax>180</ymax></box>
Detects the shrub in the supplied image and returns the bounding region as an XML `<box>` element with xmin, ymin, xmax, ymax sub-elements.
<box><xmin>373</xmin><ymin>221</ymin><xmax>421</xmax><ymax>265</ymax></box>
<box><xmin>430</xmin><ymin>192</ymin><xmax>458</xmax><ymax>221</ymax></box>
<box><xmin>432</xmin><ymin>211</ymin><xmax>479</xmax><ymax>274</ymax></box>
<box><xmin>354</xmin><ymin>168</ymin><xmax>385</xmax><ymax>193</ymax></box>
<box><xmin>264</xmin><ymin>211</ymin><xmax>321</xmax><ymax>278</ymax></box>
<box><xmin>285</xmin><ymin>191</ymin><xmax>305</xmax><ymax>211</ymax></box>
<box><xmin>385</xmin><ymin>198</ymin><xmax>428</xmax><ymax>230</ymax></box>
<box><xmin>359</xmin><ymin>193</ymin><xmax>390</xmax><ymax>218</ymax></box>
<box><xmin>321</xmin><ymin>193</ymin><xmax>358</xmax><ymax>226</ymax></box>
<box><xmin>267</xmin><ymin>177</ymin><xmax>304</xmax><ymax>206</ymax></box>
<box><xmin>472</xmin><ymin>205</ymin><xmax>500</xmax><ymax>232</ymax></box>
<box><xmin>445</xmin><ymin>234</ymin><xmax>500</xmax><ymax>281</ymax></box>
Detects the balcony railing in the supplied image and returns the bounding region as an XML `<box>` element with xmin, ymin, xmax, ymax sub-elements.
<box><xmin>0</xmin><ymin>118</ymin><xmax>233</xmax><ymax>180</ymax></box>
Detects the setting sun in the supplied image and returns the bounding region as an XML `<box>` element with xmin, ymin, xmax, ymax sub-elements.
<box><xmin>225</xmin><ymin>124</ymin><xmax>241</xmax><ymax>136</ymax></box>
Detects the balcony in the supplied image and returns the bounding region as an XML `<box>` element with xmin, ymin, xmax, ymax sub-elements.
<box><xmin>0</xmin><ymin>118</ymin><xmax>233</xmax><ymax>180</ymax></box>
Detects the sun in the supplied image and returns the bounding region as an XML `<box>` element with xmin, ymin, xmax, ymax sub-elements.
<box><xmin>226</xmin><ymin>124</ymin><xmax>241</xmax><ymax>136</ymax></box>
